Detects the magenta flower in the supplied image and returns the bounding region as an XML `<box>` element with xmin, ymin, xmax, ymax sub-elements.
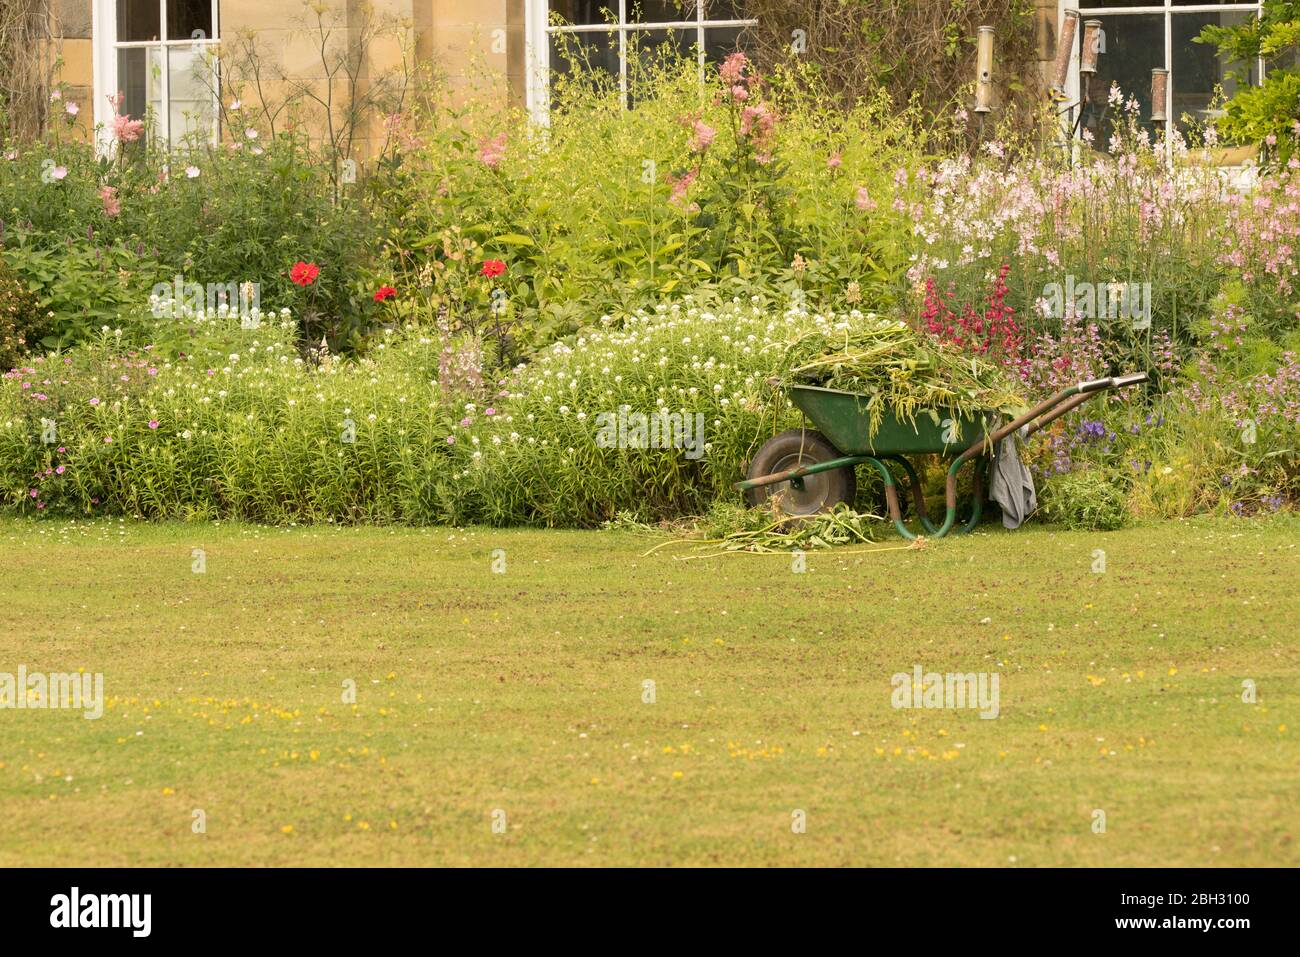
<box><xmin>89</xmin><ymin>397</ymin><xmax>100</xmax><ymax>406</ymax></box>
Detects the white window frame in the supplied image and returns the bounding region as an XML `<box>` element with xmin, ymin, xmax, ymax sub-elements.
<box><xmin>525</xmin><ymin>1</ymin><xmax>757</xmax><ymax>123</ymax></box>
<box><xmin>92</xmin><ymin>0</ymin><xmax>221</xmax><ymax>153</ymax></box>
<box><xmin>1058</xmin><ymin>1</ymin><xmax>1265</xmax><ymax>142</ymax></box>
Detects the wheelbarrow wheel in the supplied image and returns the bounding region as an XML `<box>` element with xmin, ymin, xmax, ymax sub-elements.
<box><xmin>744</xmin><ymin>429</ymin><xmax>856</xmax><ymax>519</ymax></box>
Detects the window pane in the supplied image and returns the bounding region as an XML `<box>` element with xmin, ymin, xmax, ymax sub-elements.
<box><xmin>116</xmin><ymin>46</ymin><xmax>162</xmax><ymax>140</ymax></box>
<box><xmin>1078</xmin><ymin>14</ymin><xmax>1165</xmax><ymax>148</ymax></box>
<box><xmin>549</xmin><ymin>2</ymin><xmax>615</xmax><ymax>26</ymax></box>
<box><xmin>704</xmin><ymin>0</ymin><xmax>747</xmax><ymax>19</ymax></box>
<box><xmin>116</xmin><ymin>0</ymin><xmax>161</xmax><ymax>42</ymax></box>
<box><xmin>548</xmin><ymin>29</ymin><xmax>620</xmax><ymax>81</ymax></box>
<box><xmin>627</xmin><ymin>1</ymin><xmax>694</xmax><ymax>23</ymax></box>
<box><xmin>1173</xmin><ymin>12</ymin><xmax>1259</xmax><ymax>134</ymax></box>
<box><xmin>166</xmin><ymin>46</ymin><xmax>216</xmax><ymax>147</ymax></box>
<box><xmin>703</xmin><ymin>24</ymin><xmax>747</xmax><ymax>63</ymax></box>
<box><xmin>167</xmin><ymin>0</ymin><xmax>213</xmax><ymax>41</ymax></box>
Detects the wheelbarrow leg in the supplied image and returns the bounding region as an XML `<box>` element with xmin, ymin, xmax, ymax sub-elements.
<box><xmin>880</xmin><ymin>454</ymin><xmax>941</xmax><ymax>537</ymax></box>
<box><xmin>862</xmin><ymin>457</ymin><xmax>918</xmax><ymax>540</ymax></box>
<box><xmin>957</xmin><ymin>455</ymin><xmax>988</xmax><ymax>534</ymax></box>
<box><xmin>932</xmin><ymin>453</ymin><xmax>988</xmax><ymax>538</ymax></box>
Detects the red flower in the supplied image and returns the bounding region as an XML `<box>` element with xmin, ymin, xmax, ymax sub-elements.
<box><xmin>480</xmin><ymin>259</ymin><xmax>506</xmax><ymax>278</ymax></box>
<box><xmin>373</xmin><ymin>285</ymin><xmax>397</xmax><ymax>302</ymax></box>
<box><xmin>290</xmin><ymin>261</ymin><xmax>320</xmax><ymax>286</ymax></box>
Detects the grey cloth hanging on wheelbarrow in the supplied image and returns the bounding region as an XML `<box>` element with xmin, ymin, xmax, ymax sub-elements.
<box><xmin>990</xmin><ymin>427</ymin><xmax>1037</xmax><ymax>530</ymax></box>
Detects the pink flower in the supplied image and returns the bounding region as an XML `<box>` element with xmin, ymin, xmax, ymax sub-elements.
<box><xmin>666</xmin><ymin>166</ymin><xmax>699</xmax><ymax>208</ymax></box>
<box><xmin>111</xmin><ymin>113</ymin><xmax>144</xmax><ymax>143</ymax></box>
<box><xmin>148</xmin><ymin>420</ymin><xmax>159</xmax><ymax>429</ymax></box>
<box><xmin>185</xmin><ymin>166</ymin><xmax>200</xmax><ymax>178</ymax></box>
<box><xmin>65</xmin><ymin>102</ymin><xmax>80</xmax><ymax>117</ymax></box>
<box><xmin>719</xmin><ymin>51</ymin><xmax>748</xmax><ymax>86</ymax></box>
<box><xmin>445</xmin><ymin>435</ymin><xmax>455</xmax><ymax>444</ymax></box>
<box><xmin>89</xmin><ymin>397</ymin><xmax>100</xmax><ymax>406</ymax></box>
<box><xmin>55</xmin><ymin>465</ymin><xmax>65</xmax><ymax>475</ymax></box>
<box><xmin>688</xmin><ymin>119</ymin><xmax>716</xmax><ymax>153</ymax></box>
<box><xmin>477</xmin><ymin>132</ymin><xmax>507</xmax><ymax>168</ymax></box>
<box><xmin>103</xmin><ymin>436</ymin><xmax>113</xmax><ymax>444</ymax></box>
<box><xmin>854</xmin><ymin>186</ymin><xmax>876</xmax><ymax>211</ymax></box>
<box><xmin>460</xmin><ymin>416</ymin><xmax>473</xmax><ymax>427</ymax></box>
<box><xmin>99</xmin><ymin>185</ymin><xmax>120</xmax><ymax>218</ymax></box>
<box><xmin>730</xmin><ymin>85</ymin><xmax>748</xmax><ymax>102</ymax></box>
<box><xmin>50</xmin><ymin>165</ymin><xmax>68</xmax><ymax>181</ymax></box>
<box><xmin>740</xmin><ymin>103</ymin><xmax>776</xmax><ymax>149</ymax></box>
<box><xmin>485</xmin><ymin>408</ymin><xmax>496</xmax><ymax>416</ymax></box>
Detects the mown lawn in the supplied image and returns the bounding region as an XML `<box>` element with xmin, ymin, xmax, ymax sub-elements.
<box><xmin>0</xmin><ymin>515</ymin><xmax>1296</xmax><ymax>866</ymax></box>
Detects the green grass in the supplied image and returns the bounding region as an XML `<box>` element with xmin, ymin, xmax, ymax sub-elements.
<box><xmin>1</xmin><ymin>515</ymin><xmax>1297</xmax><ymax>866</ymax></box>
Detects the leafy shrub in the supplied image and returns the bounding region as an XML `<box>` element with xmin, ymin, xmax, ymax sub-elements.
<box><xmin>1196</xmin><ymin>2</ymin><xmax>1300</xmax><ymax>166</ymax></box>
<box><xmin>440</xmin><ymin>296</ymin><xmax>810</xmax><ymax>526</ymax></box>
<box><xmin>0</xmin><ymin>301</ymin><xmax>454</xmax><ymax>522</ymax></box>
<box><xmin>0</xmin><ymin>252</ymin><xmax>43</xmax><ymax>368</ymax></box>
<box><xmin>0</xmin><ymin>129</ymin><xmax>382</xmax><ymax>352</ymax></box>
<box><xmin>377</xmin><ymin>48</ymin><xmax>936</xmax><ymax>355</ymax></box>
<box><xmin>1038</xmin><ymin>468</ymin><xmax>1132</xmax><ymax>531</ymax></box>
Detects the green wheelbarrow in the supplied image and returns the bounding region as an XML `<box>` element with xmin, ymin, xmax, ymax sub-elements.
<box><xmin>736</xmin><ymin>372</ymin><xmax>1149</xmax><ymax>539</ymax></box>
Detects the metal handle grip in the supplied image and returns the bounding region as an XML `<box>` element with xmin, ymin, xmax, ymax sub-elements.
<box><xmin>1076</xmin><ymin>377</ymin><xmax>1113</xmax><ymax>393</ymax></box>
<box><xmin>1111</xmin><ymin>371</ymin><xmax>1149</xmax><ymax>388</ymax></box>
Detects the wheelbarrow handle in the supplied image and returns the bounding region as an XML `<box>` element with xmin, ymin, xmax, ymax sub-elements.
<box><xmin>954</xmin><ymin>369</ymin><xmax>1151</xmax><ymax>464</ymax></box>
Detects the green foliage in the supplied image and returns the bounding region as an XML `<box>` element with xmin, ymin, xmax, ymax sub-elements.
<box><xmin>1038</xmin><ymin>468</ymin><xmax>1132</xmax><ymax>531</ymax></box>
<box><xmin>1198</xmin><ymin>1</ymin><xmax>1300</xmax><ymax>164</ymax></box>
<box><xmin>0</xmin><ymin>131</ymin><xmax>382</xmax><ymax>352</ymax></box>
<box><xmin>0</xmin><ymin>252</ymin><xmax>43</xmax><ymax>368</ymax></box>
<box><xmin>376</xmin><ymin>47</ymin><xmax>936</xmax><ymax>356</ymax></box>
<box><xmin>0</xmin><ymin>303</ymin><xmax>455</xmax><ymax>522</ymax></box>
<box><xmin>1</xmin><ymin>238</ymin><xmax>157</xmax><ymax>348</ymax></box>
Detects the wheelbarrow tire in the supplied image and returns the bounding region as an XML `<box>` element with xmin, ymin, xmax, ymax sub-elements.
<box><xmin>744</xmin><ymin>429</ymin><xmax>856</xmax><ymax>519</ymax></box>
